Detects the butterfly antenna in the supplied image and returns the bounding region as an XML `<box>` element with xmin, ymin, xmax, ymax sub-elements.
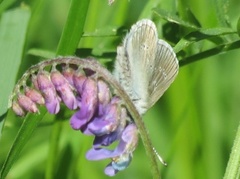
<box><xmin>153</xmin><ymin>147</ymin><xmax>167</xmax><ymax>166</ymax></box>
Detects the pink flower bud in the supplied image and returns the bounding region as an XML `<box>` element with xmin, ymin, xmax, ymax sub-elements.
<box><xmin>73</xmin><ymin>70</ymin><xmax>87</xmax><ymax>94</ymax></box>
<box><xmin>17</xmin><ymin>94</ymin><xmax>38</xmax><ymax>113</ymax></box>
<box><xmin>12</xmin><ymin>100</ymin><xmax>25</xmax><ymax>116</ymax></box>
<box><xmin>37</xmin><ymin>71</ymin><xmax>60</xmax><ymax>114</ymax></box>
<box><xmin>51</xmin><ymin>70</ymin><xmax>77</xmax><ymax>110</ymax></box>
<box><xmin>62</xmin><ymin>66</ymin><xmax>75</xmax><ymax>87</ymax></box>
<box><xmin>25</xmin><ymin>87</ymin><xmax>45</xmax><ymax>105</ymax></box>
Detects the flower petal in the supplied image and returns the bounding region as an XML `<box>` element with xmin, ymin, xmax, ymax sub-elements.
<box><xmin>70</xmin><ymin>77</ymin><xmax>98</xmax><ymax>130</ymax></box>
<box><xmin>87</xmin><ymin>103</ymin><xmax>119</xmax><ymax>136</ymax></box>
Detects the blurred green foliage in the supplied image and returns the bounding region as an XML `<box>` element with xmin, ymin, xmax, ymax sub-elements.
<box><xmin>0</xmin><ymin>0</ymin><xmax>240</xmax><ymax>179</ymax></box>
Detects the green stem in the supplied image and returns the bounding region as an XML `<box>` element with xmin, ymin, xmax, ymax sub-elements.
<box><xmin>45</xmin><ymin>120</ymin><xmax>62</xmax><ymax>179</ymax></box>
<box><xmin>179</xmin><ymin>40</ymin><xmax>240</xmax><ymax>67</ymax></box>
<box><xmin>223</xmin><ymin>122</ymin><xmax>240</xmax><ymax>179</ymax></box>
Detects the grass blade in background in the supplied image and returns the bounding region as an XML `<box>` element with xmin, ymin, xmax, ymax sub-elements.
<box><xmin>223</xmin><ymin>123</ymin><xmax>240</xmax><ymax>179</ymax></box>
<box><xmin>0</xmin><ymin>6</ymin><xmax>30</xmax><ymax>135</ymax></box>
<box><xmin>56</xmin><ymin>0</ymin><xmax>90</xmax><ymax>56</ymax></box>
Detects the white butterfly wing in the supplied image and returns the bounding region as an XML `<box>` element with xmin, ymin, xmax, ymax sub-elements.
<box><xmin>148</xmin><ymin>39</ymin><xmax>179</xmax><ymax>109</ymax></box>
<box><xmin>114</xmin><ymin>19</ymin><xmax>179</xmax><ymax>115</ymax></box>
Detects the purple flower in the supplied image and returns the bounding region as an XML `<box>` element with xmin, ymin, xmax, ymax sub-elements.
<box><xmin>86</xmin><ymin>97</ymin><xmax>121</xmax><ymax>136</ymax></box>
<box><xmin>86</xmin><ymin>124</ymin><xmax>139</xmax><ymax>176</ymax></box>
<box><xmin>37</xmin><ymin>71</ymin><xmax>61</xmax><ymax>114</ymax></box>
<box><xmin>93</xmin><ymin>107</ymin><xmax>127</xmax><ymax>147</ymax></box>
<box><xmin>70</xmin><ymin>77</ymin><xmax>98</xmax><ymax>130</ymax></box>
<box><xmin>51</xmin><ymin>70</ymin><xmax>78</xmax><ymax>110</ymax></box>
<box><xmin>11</xmin><ymin>59</ymin><xmax>140</xmax><ymax>177</ymax></box>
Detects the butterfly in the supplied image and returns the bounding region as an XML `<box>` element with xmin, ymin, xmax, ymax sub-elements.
<box><xmin>113</xmin><ymin>19</ymin><xmax>179</xmax><ymax>115</ymax></box>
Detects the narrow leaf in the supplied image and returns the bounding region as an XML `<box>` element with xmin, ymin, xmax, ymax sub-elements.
<box><xmin>0</xmin><ymin>7</ymin><xmax>30</xmax><ymax>135</ymax></box>
<box><xmin>223</xmin><ymin>122</ymin><xmax>240</xmax><ymax>179</ymax></box>
<box><xmin>237</xmin><ymin>17</ymin><xmax>240</xmax><ymax>37</ymax></box>
<box><xmin>174</xmin><ymin>27</ymin><xmax>236</xmax><ymax>53</ymax></box>
<box><xmin>153</xmin><ymin>8</ymin><xmax>199</xmax><ymax>30</ymax></box>
<box><xmin>56</xmin><ymin>0</ymin><xmax>90</xmax><ymax>56</ymax></box>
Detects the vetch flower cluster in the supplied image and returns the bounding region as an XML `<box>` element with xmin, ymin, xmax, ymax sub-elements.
<box><xmin>10</xmin><ymin>57</ymin><xmax>139</xmax><ymax>176</ymax></box>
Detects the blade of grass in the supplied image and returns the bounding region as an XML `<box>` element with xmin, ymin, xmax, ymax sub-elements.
<box><xmin>0</xmin><ymin>6</ymin><xmax>30</xmax><ymax>136</ymax></box>
<box><xmin>223</xmin><ymin>122</ymin><xmax>240</xmax><ymax>179</ymax></box>
<box><xmin>56</xmin><ymin>0</ymin><xmax>90</xmax><ymax>56</ymax></box>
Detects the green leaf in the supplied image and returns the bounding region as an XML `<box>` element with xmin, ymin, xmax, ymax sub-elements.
<box><xmin>153</xmin><ymin>8</ymin><xmax>199</xmax><ymax>30</ymax></box>
<box><xmin>0</xmin><ymin>7</ymin><xmax>31</xmax><ymax>135</ymax></box>
<box><xmin>174</xmin><ymin>27</ymin><xmax>236</xmax><ymax>53</ymax></box>
<box><xmin>27</xmin><ymin>48</ymin><xmax>56</xmax><ymax>59</ymax></box>
<box><xmin>213</xmin><ymin>0</ymin><xmax>230</xmax><ymax>27</ymax></box>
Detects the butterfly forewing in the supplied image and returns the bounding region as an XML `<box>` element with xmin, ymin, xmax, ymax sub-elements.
<box><xmin>123</xmin><ymin>20</ymin><xmax>158</xmax><ymax>114</ymax></box>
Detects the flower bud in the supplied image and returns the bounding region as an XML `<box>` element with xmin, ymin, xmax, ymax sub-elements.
<box><xmin>72</xmin><ymin>70</ymin><xmax>87</xmax><ymax>94</ymax></box>
<box><xmin>12</xmin><ymin>100</ymin><xmax>25</xmax><ymax>116</ymax></box>
<box><xmin>17</xmin><ymin>94</ymin><xmax>38</xmax><ymax>113</ymax></box>
<box><xmin>25</xmin><ymin>87</ymin><xmax>45</xmax><ymax>105</ymax></box>
<box><xmin>37</xmin><ymin>71</ymin><xmax>60</xmax><ymax>114</ymax></box>
<box><xmin>62</xmin><ymin>66</ymin><xmax>75</xmax><ymax>87</ymax></box>
<box><xmin>97</xmin><ymin>80</ymin><xmax>111</xmax><ymax>115</ymax></box>
<box><xmin>51</xmin><ymin>70</ymin><xmax>77</xmax><ymax>110</ymax></box>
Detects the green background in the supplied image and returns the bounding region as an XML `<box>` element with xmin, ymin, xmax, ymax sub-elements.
<box><xmin>0</xmin><ymin>0</ymin><xmax>240</xmax><ymax>178</ymax></box>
